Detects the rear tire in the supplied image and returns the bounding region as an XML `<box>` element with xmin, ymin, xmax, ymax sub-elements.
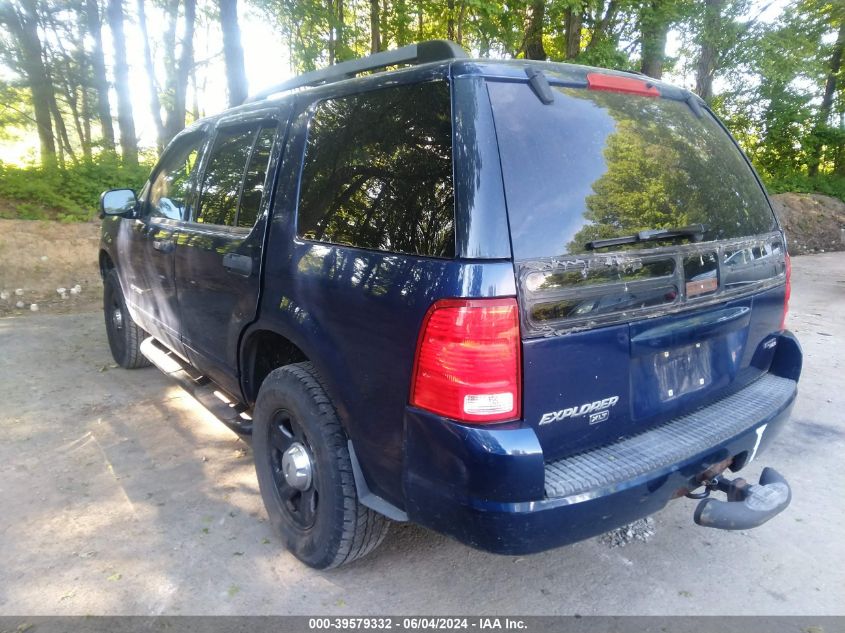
<box><xmin>103</xmin><ymin>269</ymin><xmax>150</xmax><ymax>369</ymax></box>
<box><xmin>253</xmin><ymin>362</ymin><xmax>390</xmax><ymax>569</ymax></box>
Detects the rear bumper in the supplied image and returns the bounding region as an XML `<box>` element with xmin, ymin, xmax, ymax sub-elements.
<box><xmin>402</xmin><ymin>335</ymin><xmax>800</xmax><ymax>555</ymax></box>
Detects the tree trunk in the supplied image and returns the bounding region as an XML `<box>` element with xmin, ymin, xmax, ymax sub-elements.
<box><xmin>417</xmin><ymin>2</ymin><xmax>423</xmax><ymax>40</ymax></box>
<box><xmin>328</xmin><ymin>0</ymin><xmax>336</xmax><ymax>64</ymax></box>
<box><xmin>47</xmin><ymin>81</ymin><xmax>76</xmax><ymax>166</ymax></box>
<box><xmin>62</xmin><ymin>76</ymin><xmax>89</xmax><ymax>160</ymax></box>
<box><xmin>107</xmin><ymin>0</ymin><xmax>138</xmax><ymax>165</ymax></box>
<box><xmin>190</xmin><ymin>66</ymin><xmax>200</xmax><ymax>121</ymax></box>
<box><xmin>808</xmin><ymin>20</ymin><xmax>845</xmax><ymax>177</ymax></box>
<box><xmin>586</xmin><ymin>0</ymin><xmax>620</xmax><ymax>53</ymax></box>
<box><xmin>81</xmin><ymin>83</ymin><xmax>93</xmax><ymax>154</ymax></box>
<box><xmin>369</xmin><ymin>0</ymin><xmax>380</xmax><ymax>53</ymax></box>
<box><xmin>336</xmin><ymin>0</ymin><xmax>346</xmax><ymax>60</ymax></box>
<box><xmin>1</xmin><ymin>0</ymin><xmax>57</xmax><ymax>166</ymax></box>
<box><xmin>163</xmin><ymin>0</ymin><xmax>197</xmax><ymax>145</ymax></box>
<box><xmin>447</xmin><ymin>0</ymin><xmax>455</xmax><ymax>41</ymax></box>
<box><xmin>639</xmin><ymin>1</ymin><xmax>670</xmax><ymax>79</ymax></box>
<box><xmin>523</xmin><ymin>0</ymin><xmax>546</xmax><ymax>60</ymax></box>
<box><xmin>695</xmin><ymin>0</ymin><xmax>722</xmax><ymax>104</ymax></box>
<box><xmin>456</xmin><ymin>1</ymin><xmax>466</xmax><ymax>46</ymax></box>
<box><xmin>393</xmin><ymin>0</ymin><xmax>409</xmax><ymax>46</ymax></box>
<box><xmin>83</xmin><ymin>0</ymin><xmax>115</xmax><ymax>153</ymax></box>
<box><xmin>219</xmin><ymin>0</ymin><xmax>248</xmax><ymax>106</ymax></box>
<box><xmin>564</xmin><ymin>5</ymin><xmax>582</xmax><ymax>59</ymax></box>
<box><xmin>136</xmin><ymin>0</ymin><xmax>165</xmax><ymax>151</ymax></box>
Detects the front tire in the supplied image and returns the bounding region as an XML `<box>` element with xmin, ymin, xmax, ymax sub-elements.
<box><xmin>253</xmin><ymin>362</ymin><xmax>389</xmax><ymax>569</ymax></box>
<box><xmin>103</xmin><ymin>269</ymin><xmax>150</xmax><ymax>369</ymax></box>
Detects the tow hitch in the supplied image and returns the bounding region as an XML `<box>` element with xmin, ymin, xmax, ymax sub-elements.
<box><xmin>688</xmin><ymin>467</ymin><xmax>791</xmax><ymax>531</ymax></box>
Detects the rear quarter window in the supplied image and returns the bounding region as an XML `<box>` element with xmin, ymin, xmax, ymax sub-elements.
<box><xmin>296</xmin><ymin>81</ymin><xmax>455</xmax><ymax>258</ymax></box>
<box><xmin>487</xmin><ymin>80</ymin><xmax>777</xmax><ymax>261</ymax></box>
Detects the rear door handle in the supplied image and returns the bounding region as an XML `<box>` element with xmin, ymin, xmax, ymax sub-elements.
<box><xmin>223</xmin><ymin>253</ymin><xmax>253</xmax><ymax>276</ymax></box>
<box><xmin>152</xmin><ymin>239</ymin><xmax>175</xmax><ymax>254</ymax></box>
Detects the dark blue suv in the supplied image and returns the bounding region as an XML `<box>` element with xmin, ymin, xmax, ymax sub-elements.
<box><xmin>98</xmin><ymin>41</ymin><xmax>802</xmax><ymax>569</ymax></box>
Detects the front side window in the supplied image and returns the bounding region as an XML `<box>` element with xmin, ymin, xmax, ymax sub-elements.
<box><xmin>196</xmin><ymin>123</ymin><xmax>277</xmax><ymax>227</ymax></box>
<box><xmin>296</xmin><ymin>81</ymin><xmax>455</xmax><ymax>258</ymax></box>
<box><xmin>149</xmin><ymin>133</ymin><xmax>203</xmax><ymax>220</ymax></box>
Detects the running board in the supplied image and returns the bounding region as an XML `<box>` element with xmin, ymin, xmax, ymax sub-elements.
<box><xmin>139</xmin><ymin>337</ymin><xmax>252</xmax><ymax>436</ymax></box>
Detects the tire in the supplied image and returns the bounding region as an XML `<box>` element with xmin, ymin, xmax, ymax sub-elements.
<box><xmin>253</xmin><ymin>362</ymin><xmax>390</xmax><ymax>569</ymax></box>
<box><xmin>103</xmin><ymin>269</ymin><xmax>150</xmax><ymax>369</ymax></box>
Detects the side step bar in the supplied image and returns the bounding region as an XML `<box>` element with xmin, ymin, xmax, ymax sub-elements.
<box><xmin>139</xmin><ymin>337</ymin><xmax>252</xmax><ymax>436</ymax></box>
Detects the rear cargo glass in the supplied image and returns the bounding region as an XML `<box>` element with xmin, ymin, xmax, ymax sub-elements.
<box><xmin>487</xmin><ymin>81</ymin><xmax>777</xmax><ymax>261</ymax></box>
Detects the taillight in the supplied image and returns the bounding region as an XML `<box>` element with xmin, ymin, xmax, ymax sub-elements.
<box><xmin>781</xmin><ymin>253</ymin><xmax>792</xmax><ymax>330</ymax></box>
<box><xmin>410</xmin><ymin>298</ymin><xmax>521</xmax><ymax>424</ymax></box>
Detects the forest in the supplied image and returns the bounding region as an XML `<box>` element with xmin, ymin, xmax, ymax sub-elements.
<box><xmin>0</xmin><ymin>0</ymin><xmax>843</xmax><ymax>221</ymax></box>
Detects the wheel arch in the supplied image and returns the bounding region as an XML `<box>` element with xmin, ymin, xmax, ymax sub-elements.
<box><xmin>239</xmin><ymin>325</ymin><xmax>311</xmax><ymax>406</ymax></box>
<box><xmin>99</xmin><ymin>249</ymin><xmax>115</xmax><ymax>279</ymax></box>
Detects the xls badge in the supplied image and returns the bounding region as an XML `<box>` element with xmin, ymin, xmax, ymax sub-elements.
<box><xmin>539</xmin><ymin>396</ymin><xmax>620</xmax><ymax>426</ymax></box>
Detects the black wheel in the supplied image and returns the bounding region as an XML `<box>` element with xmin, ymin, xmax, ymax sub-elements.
<box><xmin>103</xmin><ymin>269</ymin><xmax>150</xmax><ymax>369</ymax></box>
<box><xmin>253</xmin><ymin>362</ymin><xmax>390</xmax><ymax>569</ymax></box>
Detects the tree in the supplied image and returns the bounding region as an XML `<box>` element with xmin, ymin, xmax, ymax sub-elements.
<box><xmin>695</xmin><ymin>0</ymin><xmax>723</xmax><ymax>103</ymax></box>
<box><xmin>136</xmin><ymin>0</ymin><xmax>165</xmax><ymax>149</ymax></box>
<box><xmin>523</xmin><ymin>0</ymin><xmax>547</xmax><ymax>60</ymax></box>
<box><xmin>0</xmin><ymin>0</ymin><xmax>56</xmax><ymax>166</ymax></box>
<box><xmin>563</xmin><ymin>3</ymin><xmax>584</xmax><ymax>59</ymax></box>
<box><xmin>161</xmin><ymin>0</ymin><xmax>197</xmax><ymax>144</ymax></box>
<box><xmin>808</xmin><ymin>19</ymin><xmax>845</xmax><ymax>177</ymax></box>
<box><xmin>107</xmin><ymin>0</ymin><xmax>137</xmax><ymax>165</ymax></box>
<box><xmin>370</xmin><ymin>0</ymin><xmax>381</xmax><ymax>53</ymax></box>
<box><xmin>639</xmin><ymin>1</ymin><xmax>684</xmax><ymax>78</ymax></box>
<box><xmin>83</xmin><ymin>0</ymin><xmax>115</xmax><ymax>153</ymax></box>
<box><xmin>219</xmin><ymin>0</ymin><xmax>248</xmax><ymax>106</ymax></box>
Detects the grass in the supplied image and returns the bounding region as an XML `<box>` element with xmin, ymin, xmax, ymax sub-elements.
<box><xmin>0</xmin><ymin>156</ymin><xmax>153</xmax><ymax>222</ymax></box>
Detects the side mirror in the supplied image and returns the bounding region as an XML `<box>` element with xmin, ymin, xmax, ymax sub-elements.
<box><xmin>99</xmin><ymin>189</ymin><xmax>138</xmax><ymax>219</ymax></box>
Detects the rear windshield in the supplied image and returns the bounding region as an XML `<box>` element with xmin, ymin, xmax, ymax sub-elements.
<box><xmin>487</xmin><ymin>80</ymin><xmax>777</xmax><ymax>260</ymax></box>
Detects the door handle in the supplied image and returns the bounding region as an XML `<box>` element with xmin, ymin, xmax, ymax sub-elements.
<box><xmin>223</xmin><ymin>253</ymin><xmax>253</xmax><ymax>276</ymax></box>
<box><xmin>152</xmin><ymin>239</ymin><xmax>175</xmax><ymax>254</ymax></box>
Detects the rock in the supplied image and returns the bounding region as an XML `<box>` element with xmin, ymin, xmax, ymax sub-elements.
<box><xmin>70</xmin><ymin>285</ymin><xmax>81</xmax><ymax>295</ymax></box>
<box><xmin>15</xmin><ymin>301</ymin><xmax>24</xmax><ymax>308</ymax></box>
<box><xmin>57</xmin><ymin>287</ymin><xmax>67</xmax><ymax>295</ymax></box>
<box><xmin>30</xmin><ymin>303</ymin><xmax>39</xmax><ymax>312</ymax></box>
<box><xmin>0</xmin><ymin>291</ymin><xmax>8</xmax><ymax>300</ymax></box>
<box><xmin>599</xmin><ymin>518</ymin><xmax>657</xmax><ymax>548</ymax></box>
<box><xmin>40</xmin><ymin>255</ymin><xmax>48</xmax><ymax>261</ymax></box>
<box><xmin>15</xmin><ymin>288</ymin><xmax>24</xmax><ymax>296</ymax></box>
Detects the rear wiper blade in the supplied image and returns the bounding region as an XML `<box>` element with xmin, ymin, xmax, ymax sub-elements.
<box><xmin>585</xmin><ymin>224</ymin><xmax>707</xmax><ymax>251</ymax></box>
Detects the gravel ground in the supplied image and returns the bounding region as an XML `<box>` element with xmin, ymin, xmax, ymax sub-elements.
<box><xmin>0</xmin><ymin>253</ymin><xmax>843</xmax><ymax>616</ymax></box>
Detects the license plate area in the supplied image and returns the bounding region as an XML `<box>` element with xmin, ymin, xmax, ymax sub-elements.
<box><xmin>652</xmin><ymin>341</ymin><xmax>713</xmax><ymax>402</ymax></box>
<box><xmin>629</xmin><ymin>305</ymin><xmax>750</xmax><ymax>421</ymax></box>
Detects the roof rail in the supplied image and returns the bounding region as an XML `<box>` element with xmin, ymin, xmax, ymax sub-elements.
<box><xmin>243</xmin><ymin>40</ymin><xmax>468</xmax><ymax>104</ymax></box>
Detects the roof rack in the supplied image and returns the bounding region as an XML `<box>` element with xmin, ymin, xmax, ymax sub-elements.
<box><xmin>243</xmin><ymin>39</ymin><xmax>468</xmax><ymax>104</ymax></box>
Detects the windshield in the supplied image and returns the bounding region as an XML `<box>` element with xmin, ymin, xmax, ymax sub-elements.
<box><xmin>487</xmin><ymin>80</ymin><xmax>777</xmax><ymax>260</ymax></box>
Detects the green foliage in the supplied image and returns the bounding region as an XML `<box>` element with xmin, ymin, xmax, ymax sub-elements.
<box><xmin>762</xmin><ymin>172</ymin><xmax>845</xmax><ymax>201</ymax></box>
<box><xmin>0</xmin><ymin>155</ymin><xmax>153</xmax><ymax>222</ymax></box>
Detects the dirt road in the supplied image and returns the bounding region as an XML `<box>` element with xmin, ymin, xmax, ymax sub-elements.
<box><xmin>1</xmin><ymin>253</ymin><xmax>843</xmax><ymax>616</ymax></box>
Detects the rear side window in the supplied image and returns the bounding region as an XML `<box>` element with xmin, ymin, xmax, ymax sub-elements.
<box><xmin>487</xmin><ymin>81</ymin><xmax>777</xmax><ymax>260</ymax></box>
<box><xmin>196</xmin><ymin>123</ymin><xmax>276</xmax><ymax>227</ymax></box>
<box><xmin>296</xmin><ymin>81</ymin><xmax>455</xmax><ymax>258</ymax></box>
<box><xmin>238</xmin><ymin>127</ymin><xmax>276</xmax><ymax>228</ymax></box>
